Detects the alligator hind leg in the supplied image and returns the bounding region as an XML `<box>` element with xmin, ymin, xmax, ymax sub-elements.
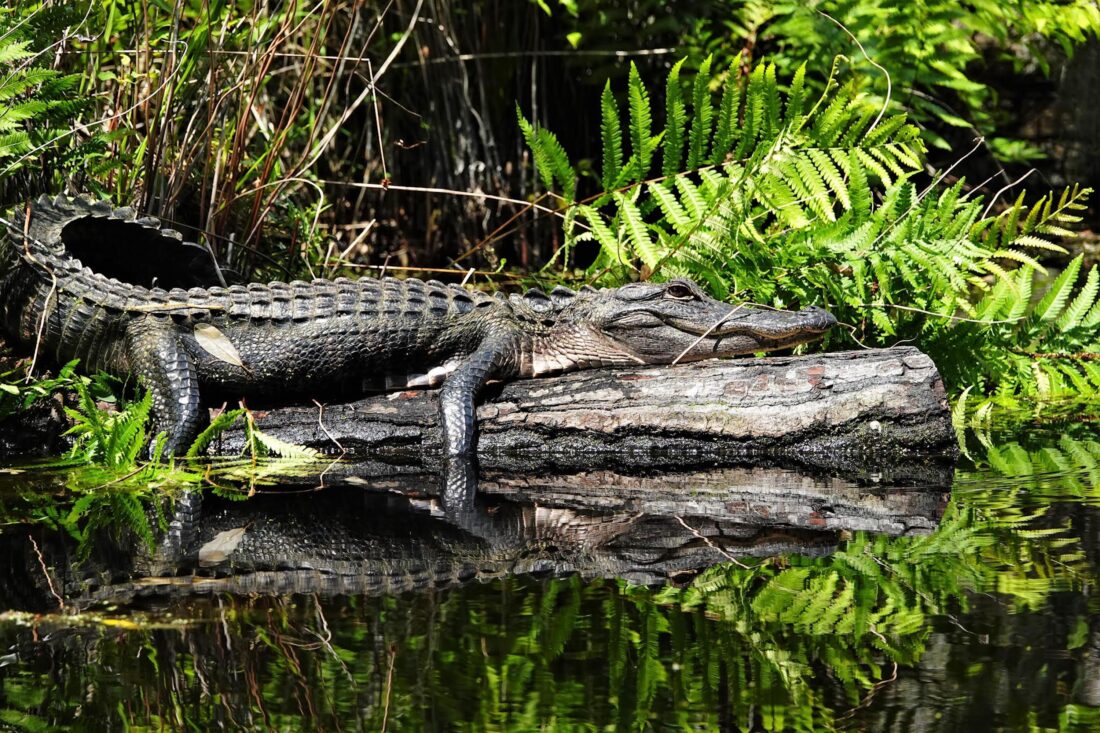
<box><xmin>125</xmin><ymin>317</ymin><xmax>204</xmax><ymax>456</ymax></box>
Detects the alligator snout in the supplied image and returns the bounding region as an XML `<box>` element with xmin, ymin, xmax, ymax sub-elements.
<box><xmin>800</xmin><ymin>306</ymin><xmax>838</xmax><ymax>332</ymax></box>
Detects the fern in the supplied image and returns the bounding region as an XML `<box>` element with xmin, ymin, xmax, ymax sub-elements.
<box><xmin>520</xmin><ymin>56</ymin><xmax>925</xmax><ymax>286</ymax></box>
<box><xmin>65</xmin><ymin>380</ymin><xmax>152</xmax><ymax>468</ymax></box>
<box><xmin>521</xmin><ymin>58</ymin><xmax>1096</xmax><ymax>416</ymax></box>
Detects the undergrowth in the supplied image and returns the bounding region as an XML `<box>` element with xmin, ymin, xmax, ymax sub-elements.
<box><xmin>520</xmin><ymin>56</ymin><xmax>1097</xmax><ymax>422</ymax></box>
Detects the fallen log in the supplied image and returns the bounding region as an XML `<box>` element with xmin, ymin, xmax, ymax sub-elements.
<box><xmin>216</xmin><ymin>346</ymin><xmax>956</xmax><ymax>463</ymax></box>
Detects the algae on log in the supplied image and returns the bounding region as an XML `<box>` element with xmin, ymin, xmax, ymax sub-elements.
<box><xmin>215</xmin><ymin>346</ymin><xmax>955</xmax><ymax>461</ymax></box>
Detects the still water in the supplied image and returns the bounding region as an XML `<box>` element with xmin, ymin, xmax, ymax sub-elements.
<box><xmin>0</xmin><ymin>424</ymin><xmax>1097</xmax><ymax>731</ymax></box>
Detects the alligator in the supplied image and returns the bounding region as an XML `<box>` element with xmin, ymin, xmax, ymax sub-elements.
<box><xmin>0</xmin><ymin>196</ymin><xmax>836</xmax><ymax>456</ymax></box>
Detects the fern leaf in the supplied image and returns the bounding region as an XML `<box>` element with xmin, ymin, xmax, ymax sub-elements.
<box><xmin>649</xmin><ymin>182</ymin><xmax>691</xmax><ymax>234</ymax></box>
<box><xmin>711</xmin><ymin>56</ymin><xmax>742</xmax><ymax>164</ymax></box>
<box><xmin>578</xmin><ymin>205</ymin><xmax>628</xmax><ymax>268</ymax></box>
<box><xmin>855</xmin><ymin>148</ymin><xmax>893</xmax><ymax>186</ymax></box>
<box><xmin>1035</xmin><ymin>255</ymin><xmax>1083</xmax><ymax>322</ymax></box>
<box><xmin>674</xmin><ymin>176</ymin><xmax>706</xmax><ymax>219</ymax></box>
<box><xmin>1056</xmin><ymin>265</ymin><xmax>1098</xmax><ymax>332</ymax></box>
<box><xmin>601</xmin><ymin>81</ymin><xmax>624</xmax><ymax>192</ymax></box>
<box><xmin>791</xmin><ymin>154</ymin><xmax>835</xmax><ymax>222</ymax></box>
<box><xmin>1006</xmin><ymin>267</ymin><xmax>1034</xmax><ymax>321</ymax></box>
<box><xmin>809</xmin><ymin>149</ymin><xmax>849</xmax><ymax>210</ymax></box>
<box><xmin>0</xmin><ymin>39</ymin><xmax>32</xmax><ymax>66</ymax></box>
<box><xmin>687</xmin><ymin>55</ymin><xmax>714</xmax><ymax>169</ymax></box>
<box><xmin>661</xmin><ymin>59</ymin><xmax>686</xmax><ymax>177</ymax></box>
<box><xmin>627</xmin><ymin>62</ymin><xmax>654</xmax><ymax>181</ymax></box>
<box><xmin>786</xmin><ymin>62</ymin><xmax>807</xmax><ymax>125</ymax></box>
<box><xmin>536</xmin><ymin>128</ymin><xmax>574</xmax><ymax>199</ymax></box>
<box><xmin>864</xmin><ymin>114</ymin><xmax>910</xmax><ymax>148</ymax></box>
<box><xmin>615</xmin><ymin>192</ymin><xmax>659</xmax><ymax>268</ymax></box>
<box><xmin>1012</xmin><ymin>234</ymin><xmax>1067</xmax><ymax>254</ymax></box>
<box><xmin>517</xmin><ymin>110</ymin><xmax>555</xmax><ymax>192</ymax></box>
<box><xmin>186</xmin><ymin>408</ymin><xmax>246</xmax><ymax>458</ymax></box>
<box><xmin>847</xmin><ymin>149</ymin><xmax>871</xmax><ymax>219</ymax></box>
<box><xmin>251</xmin><ymin>429</ymin><xmax>321</xmax><ymax>459</ymax></box>
<box><xmin>762</xmin><ymin>62</ymin><xmax>781</xmax><ymax>135</ymax></box>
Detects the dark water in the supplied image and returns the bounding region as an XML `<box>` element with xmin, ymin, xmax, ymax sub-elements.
<box><xmin>1</xmin><ymin>426</ymin><xmax>1098</xmax><ymax>731</ymax></box>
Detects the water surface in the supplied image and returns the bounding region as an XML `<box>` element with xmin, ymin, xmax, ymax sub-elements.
<box><xmin>0</xmin><ymin>425</ymin><xmax>1097</xmax><ymax>731</ymax></box>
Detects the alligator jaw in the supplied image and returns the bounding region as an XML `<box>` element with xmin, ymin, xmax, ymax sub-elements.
<box><xmin>587</xmin><ymin>281</ymin><xmax>839</xmax><ymax>364</ymax></box>
<box><xmin>668</xmin><ymin>305</ymin><xmax>837</xmax><ymax>340</ymax></box>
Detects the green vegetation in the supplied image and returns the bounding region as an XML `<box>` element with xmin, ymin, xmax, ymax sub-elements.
<box><xmin>549</xmin><ymin>0</ymin><xmax>1100</xmax><ymax>163</ymax></box>
<box><xmin>2</xmin><ymin>3</ymin><xmax>1099</xmax><ymax>729</ymax></box>
<box><xmin>0</xmin><ymin>0</ymin><xmax>1093</xmax><ymax>444</ymax></box>
<box><xmin>521</xmin><ymin>58</ymin><xmax>1097</xmax><ymax>421</ymax></box>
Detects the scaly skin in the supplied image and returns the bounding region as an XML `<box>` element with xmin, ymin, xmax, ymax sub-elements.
<box><xmin>0</xmin><ymin>196</ymin><xmax>837</xmax><ymax>456</ymax></box>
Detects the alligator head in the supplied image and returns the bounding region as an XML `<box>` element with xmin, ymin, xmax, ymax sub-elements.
<box><xmin>530</xmin><ymin>279</ymin><xmax>836</xmax><ymax>372</ymax></box>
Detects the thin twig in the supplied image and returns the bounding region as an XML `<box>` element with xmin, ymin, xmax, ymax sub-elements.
<box><xmin>312</xmin><ymin>399</ymin><xmax>345</xmax><ymax>454</ymax></box>
<box><xmin>380</xmin><ymin>643</ymin><xmax>397</xmax><ymax>732</ymax></box>
<box><xmin>368</xmin><ymin>59</ymin><xmax>388</xmax><ymax>179</ymax></box>
<box><xmin>981</xmin><ymin>168</ymin><xmax>1037</xmax><ymax>219</ymax></box>
<box><xmin>855</xmin><ymin>302</ymin><xmax>1022</xmax><ymax>324</ymax></box>
<box><xmin>674</xmin><ymin>516</ymin><xmax>750</xmax><ymax>568</ymax></box>
<box><xmin>21</xmin><ymin>206</ymin><xmax>58</xmax><ymax>383</ymax></box>
<box><xmin>28</xmin><ymin>533</ymin><xmax>64</xmax><ymax>610</ymax></box>
<box><xmin>816</xmin><ymin>10</ymin><xmax>891</xmax><ymax>136</ymax></box>
<box><xmin>672</xmin><ymin>305</ymin><xmax>744</xmax><ymax>365</ymax></box>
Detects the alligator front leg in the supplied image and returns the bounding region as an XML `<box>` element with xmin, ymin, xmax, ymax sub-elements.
<box><xmin>125</xmin><ymin>317</ymin><xmax>204</xmax><ymax>456</ymax></box>
<box><xmin>438</xmin><ymin>336</ymin><xmax>513</xmax><ymax>457</ymax></box>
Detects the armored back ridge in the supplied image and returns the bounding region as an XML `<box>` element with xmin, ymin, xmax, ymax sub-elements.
<box><xmin>0</xmin><ymin>196</ymin><xmax>837</xmax><ymax>457</ymax></box>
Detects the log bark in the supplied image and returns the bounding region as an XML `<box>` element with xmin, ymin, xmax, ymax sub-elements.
<box><xmin>216</xmin><ymin>346</ymin><xmax>955</xmax><ymax>464</ymax></box>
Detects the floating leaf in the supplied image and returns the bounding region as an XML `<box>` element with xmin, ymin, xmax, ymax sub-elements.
<box><xmin>198</xmin><ymin>526</ymin><xmax>246</xmax><ymax>566</ymax></box>
<box><xmin>193</xmin><ymin>323</ymin><xmax>244</xmax><ymax>368</ymax></box>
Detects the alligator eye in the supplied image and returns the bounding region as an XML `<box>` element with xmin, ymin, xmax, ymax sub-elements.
<box><xmin>664</xmin><ymin>282</ymin><xmax>695</xmax><ymax>300</ymax></box>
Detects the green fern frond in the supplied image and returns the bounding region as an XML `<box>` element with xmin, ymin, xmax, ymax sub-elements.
<box><xmin>185</xmin><ymin>408</ymin><xmax>246</xmax><ymax>458</ymax></box>
<box><xmin>602</xmin><ymin>81</ymin><xmax>624</xmax><ymax>191</ymax></box>
<box><xmin>1035</xmin><ymin>255</ymin><xmax>1082</xmax><ymax>322</ymax></box>
<box><xmin>627</xmin><ymin>62</ymin><xmax>654</xmax><ymax>182</ymax></box>
<box><xmin>661</xmin><ymin>60</ymin><xmax>686</xmax><ymax>177</ymax></box>
<box><xmin>686</xmin><ymin>55</ymin><xmax>715</xmax><ymax>169</ymax></box>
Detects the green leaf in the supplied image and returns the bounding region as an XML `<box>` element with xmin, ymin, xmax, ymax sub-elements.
<box><xmin>627</xmin><ymin>62</ymin><xmax>653</xmax><ymax>181</ymax></box>
<box><xmin>615</xmin><ymin>192</ymin><xmax>659</xmax><ymax>268</ymax></box>
<box><xmin>1056</xmin><ymin>265</ymin><xmax>1098</xmax><ymax>332</ymax></box>
<box><xmin>687</xmin><ymin>55</ymin><xmax>714</xmax><ymax>169</ymax></box>
<box><xmin>1035</xmin><ymin>255</ymin><xmax>1082</xmax><ymax>322</ymax></box>
<box><xmin>601</xmin><ymin>81</ymin><xmax>623</xmax><ymax>192</ymax></box>
<box><xmin>661</xmin><ymin>59</ymin><xmax>686</xmax><ymax>177</ymax></box>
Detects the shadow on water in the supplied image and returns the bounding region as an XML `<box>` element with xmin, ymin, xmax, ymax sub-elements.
<box><xmin>0</xmin><ymin>430</ymin><xmax>1097</xmax><ymax>730</ymax></box>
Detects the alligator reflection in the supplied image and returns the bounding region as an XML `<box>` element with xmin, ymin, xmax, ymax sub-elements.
<box><xmin>2</xmin><ymin>458</ymin><xmax>951</xmax><ymax>611</ymax></box>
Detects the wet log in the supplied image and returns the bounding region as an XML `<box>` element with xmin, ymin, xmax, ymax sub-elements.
<box><xmin>216</xmin><ymin>346</ymin><xmax>955</xmax><ymax>462</ymax></box>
